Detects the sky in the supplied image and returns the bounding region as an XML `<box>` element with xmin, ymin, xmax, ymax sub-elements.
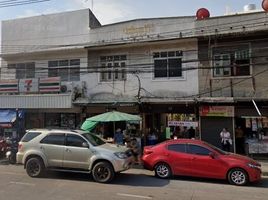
<box><xmin>0</xmin><ymin>0</ymin><xmax>265</xmax><ymax>46</ymax></box>
<box><xmin>0</xmin><ymin>0</ymin><xmax>265</xmax><ymax>25</ymax></box>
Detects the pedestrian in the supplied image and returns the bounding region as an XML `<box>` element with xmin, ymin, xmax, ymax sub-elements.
<box><xmin>220</xmin><ymin>128</ymin><xmax>232</xmax><ymax>152</ymax></box>
<box><xmin>188</xmin><ymin>126</ymin><xmax>195</xmax><ymax>139</ymax></box>
<box><xmin>114</xmin><ymin>128</ymin><xmax>124</xmax><ymax>145</ymax></box>
<box><xmin>235</xmin><ymin>126</ymin><xmax>245</xmax><ymax>154</ymax></box>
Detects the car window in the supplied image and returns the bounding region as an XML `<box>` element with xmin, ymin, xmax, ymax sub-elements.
<box><xmin>40</xmin><ymin>133</ymin><xmax>65</xmax><ymax>145</ymax></box>
<box><xmin>66</xmin><ymin>134</ymin><xmax>87</xmax><ymax>148</ymax></box>
<box><xmin>21</xmin><ymin>132</ymin><xmax>41</xmax><ymax>142</ymax></box>
<box><xmin>167</xmin><ymin>144</ymin><xmax>186</xmax><ymax>153</ymax></box>
<box><xmin>82</xmin><ymin>133</ymin><xmax>105</xmax><ymax>146</ymax></box>
<box><xmin>187</xmin><ymin>144</ymin><xmax>211</xmax><ymax>156</ymax></box>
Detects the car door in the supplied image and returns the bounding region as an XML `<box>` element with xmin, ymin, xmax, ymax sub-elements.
<box><xmin>39</xmin><ymin>133</ymin><xmax>65</xmax><ymax>167</ymax></box>
<box><xmin>166</xmin><ymin>143</ymin><xmax>192</xmax><ymax>176</ymax></box>
<box><xmin>63</xmin><ymin>134</ymin><xmax>92</xmax><ymax>170</ymax></box>
<box><xmin>187</xmin><ymin>144</ymin><xmax>226</xmax><ymax>179</ymax></box>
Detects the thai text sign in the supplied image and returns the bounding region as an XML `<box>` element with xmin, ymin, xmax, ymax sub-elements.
<box><xmin>168</xmin><ymin>121</ymin><xmax>198</xmax><ymax>127</ymax></box>
<box><xmin>200</xmin><ymin>106</ymin><xmax>234</xmax><ymax>117</ymax></box>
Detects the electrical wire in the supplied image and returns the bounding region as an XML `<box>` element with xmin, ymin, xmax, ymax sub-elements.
<box><xmin>0</xmin><ymin>0</ymin><xmax>50</xmax><ymax>8</ymax></box>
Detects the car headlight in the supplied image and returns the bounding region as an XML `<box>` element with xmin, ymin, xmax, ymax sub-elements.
<box><xmin>114</xmin><ymin>152</ymin><xmax>128</xmax><ymax>159</ymax></box>
<box><xmin>247</xmin><ymin>163</ymin><xmax>261</xmax><ymax>170</ymax></box>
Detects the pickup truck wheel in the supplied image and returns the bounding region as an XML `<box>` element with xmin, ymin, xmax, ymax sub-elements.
<box><xmin>26</xmin><ymin>157</ymin><xmax>44</xmax><ymax>177</ymax></box>
<box><xmin>92</xmin><ymin>161</ymin><xmax>114</xmax><ymax>183</ymax></box>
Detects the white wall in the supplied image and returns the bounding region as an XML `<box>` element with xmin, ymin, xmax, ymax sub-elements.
<box><xmin>84</xmin><ymin>38</ymin><xmax>198</xmax><ymax>101</ymax></box>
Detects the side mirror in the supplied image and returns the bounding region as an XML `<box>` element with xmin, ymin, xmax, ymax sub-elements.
<box><xmin>82</xmin><ymin>142</ymin><xmax>89</xmax><ymax>148</ymax></box>
<box><xmin>209</xmin><ymin>152</ymin><xmax>216</xmax><ymax>159</ymax></box>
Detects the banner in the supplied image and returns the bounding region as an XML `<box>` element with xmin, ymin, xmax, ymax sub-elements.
<box><xmin>168</xmin><ymin>121</ymin><xmax>198</xmax><ymax>127</ymax></box>
<box><xmin>199</xmin><ymin>106</ymin><xmax>234</xmax><ymax>117</ymax></box>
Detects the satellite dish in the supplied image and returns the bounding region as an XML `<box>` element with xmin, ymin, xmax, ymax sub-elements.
<box><xmin>196</xmin><ymin>8</ymin><xmax>210</xmax><ymax>20</ymax></box>
<box><xmin>262</xmin><ymin>0</ymin><xmax>268</xmax><ymax>12</ymax></box>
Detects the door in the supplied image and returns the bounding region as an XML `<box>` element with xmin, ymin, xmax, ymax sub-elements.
<box><xmin>166</xmin><ymin>143</ymin><xmax>192</xmax><ymax>176</ymax></box>
<box><xmin>39</xmin><ymin>133</ymin><xmax>65</xmax><ymax>167</ymax></box>
<box><xmin>187</xmin><ymin>144</ymin><xmax>227</xmax><ymax>179</ymax></box>
<box><xmin>63</xmin><ymin>134</ymin><xmax>92</xmax><ymax>170</ymax></box>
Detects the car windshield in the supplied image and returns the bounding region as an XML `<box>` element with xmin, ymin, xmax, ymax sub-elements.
<box><xmin>204</xmin><ymin>142</ymin><xmax>228</xmax><ymax>155</ymax></box>
<box><xmin>82</xmin><ymin>133</ymin><xmax>105</xmax><ymax>146</ymax></box>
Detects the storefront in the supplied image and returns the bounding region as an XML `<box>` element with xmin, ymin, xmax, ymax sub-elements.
<box><xmin>140</xmin><ymin>102</ymin><xmax>197</xmax><ymax>144</ymax></box>
<box><xmin>235</xmin><ymin>104</ymin><xmax>268</xmax><ymax>156</ymax></box>
<box><xmin>199</xmin><ymin>106</ymin><xmax>235</xmax><ymax>152</ymax></box>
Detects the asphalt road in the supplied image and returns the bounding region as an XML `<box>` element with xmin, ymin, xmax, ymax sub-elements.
<box><xmin>0</xmin><ymin>163</ymin><xmax>267</xmax><ymax>200</ymax></box>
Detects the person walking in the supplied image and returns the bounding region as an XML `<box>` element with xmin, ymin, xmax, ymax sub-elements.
<box><xmin>220</xmin><ymin>128</ymin><xmax>232</xmax><ymax>152</ymax></box>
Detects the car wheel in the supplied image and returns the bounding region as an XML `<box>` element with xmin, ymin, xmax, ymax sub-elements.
<box><xmin>92</xmin><ymin>161</ymin><xmax>115</xmax><ymax>183</ymax></box>
<box><xmin>25</xmin><ymin>157</ymin><xmax>44</xmax><ymax>178</ymax></box>
<box><xmin>228</xmin><ymin>168</ymin><xmax>248</xmax><ymax>186</ymax></box>
<box><xmin>155</xmin><ymin>163</ymin><xmax>172</xmax><ymax>179</ymax></box>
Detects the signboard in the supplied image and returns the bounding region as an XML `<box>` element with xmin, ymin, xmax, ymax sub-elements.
<box><xmin>39</xmin><ymin>77</ymin><xmax>60</xmax><ymax>93</ymax></box>
<box><xmin>0</xmin><ymin>80</ymin><xmax>18</xmax><ymax>93</ymax></box>
<box><xmin>165</xmin><ymin>127</ymin><xmax>171</xmax><ymax>139</ymax></box>
<box><xmin>0</xmin><ymin>77</ymin><xmax>60</xmax><ymax>94</ymax></box>
<box><xmin>168</xmin><ymin>121</ymin><xmax>198</xmax><ymax>128</ymax></box>
<box><xmin>199</xmin><ymin>106</ymin><xmax>234</xmax><ymax>117</ymax></box>
<box><xmin>19</xmin><ymin>79</ymin><xmax>39</xmax><ymax>93</ymax></box>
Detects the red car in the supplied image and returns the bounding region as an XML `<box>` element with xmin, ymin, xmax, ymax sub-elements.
<box><xmin>142</xmin><ymin>139</ymin><xmax>261</xmax><ymax>186</ymax></box>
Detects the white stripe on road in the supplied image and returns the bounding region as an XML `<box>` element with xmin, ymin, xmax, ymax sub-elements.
<box><xmin>117</xmin><ymin>193</ymin><xmax>152</xmax><ymax>199</ymax></box>
<box><xmin>10</xmin><ymin>182</ymin><xmax>35</xmax><ymax>186</ymax></box>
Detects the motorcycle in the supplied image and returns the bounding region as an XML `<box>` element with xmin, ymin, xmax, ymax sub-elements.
<box><xmin>5</xmin><ymin>138</ymin><xmax>18</xmax><ymax>164</ymax></box>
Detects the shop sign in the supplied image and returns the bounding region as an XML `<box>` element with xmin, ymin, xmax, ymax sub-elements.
<box><xmin>19</xmin><ymin>78</ymin><xmax>39</xmax><ymax>93</ymax></box>
<box><xmin>0</xmin><ymin>77</ymin><xmax>60</xmax><ymax>94</ymax></box>
<box><xmin>168</xmin><ymin>121</ymin><xmax>198</xmax><ymax>127</ymax></box>
<box><xmin>200</xmin><ymin>106</ymin><xmax>234</xmax><ymax>117</ymax></box>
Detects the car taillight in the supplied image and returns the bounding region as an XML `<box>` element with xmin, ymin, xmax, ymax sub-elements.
<box><xmin>18</xmin><ymin>144</ymin><xmax>23</xmax><ymax>151</ymax></box>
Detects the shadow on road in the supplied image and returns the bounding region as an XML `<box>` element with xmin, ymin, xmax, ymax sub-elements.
<box><xmin>111</xmin><ymin>172</ymin><xmax>169</xmax><ymax>187</ymax></box>
<box><xmin>172</xmin><ymin>175</ymin><xmax>268</xmax><ymax>188</ymax></box>
<box><xmin>42</xmin><ymin>171</ymin><xmax>169</xmax><ymax>187</ymax></box>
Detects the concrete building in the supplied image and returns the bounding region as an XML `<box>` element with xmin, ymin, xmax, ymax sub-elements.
<box><xmin>0</xmin><ymin>9</ymin><xmax>199</xmax><ymax>140</ymax></box>
<box><xmin>196</xmin><ymin>11</ymin><xmax>268</xmax><ymax>153</ymax></box>
<box><xmin>1</xmin><ymin>8</ymin><xmax>267</xmax><ymax>153</ymax></box>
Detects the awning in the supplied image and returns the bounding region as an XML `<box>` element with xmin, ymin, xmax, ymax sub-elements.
<box><xmin>0</xmin><ymin>109</ymin><xmax>24</xmax><ymax>126</ymax></box>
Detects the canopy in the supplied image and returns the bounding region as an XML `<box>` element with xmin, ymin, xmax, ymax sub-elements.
<box><xmin>81</xmin><ymin>111</ymin><xmax>141</xmax><ymax>132</ymax></box>
<box><xmin>0</xmin><ymin>110</ymin><xmax>16</xmax><ymax>124</ymax></box>
<box><xmin>81</xmin><ymin>121</ymin><xmax>97</xmax><ymax>132</ymax></box>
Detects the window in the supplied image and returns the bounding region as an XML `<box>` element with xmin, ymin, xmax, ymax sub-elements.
<box><xmin>21</xmin><ymin>132</ymin><xmax>41</xmax><ymax>142</ymax></box>
<box><xmin>48</xmin><ymin>59</ymin><xmax>80</xmax><ymax>81</ymax></box>
<box><xmin>66</xmin><ymin>135</ymin><xmax>88</xmax><ymax>148</ymax></box>
<box><xmin>153</xmin><ymin>50</ymin><xmax>183</xmax><ymax>78</ymax></box>
<box><xmin>187</xmin><ymin>144</ymin><xmax>211</xmax><ymax>156</ymax></box>
<box><xmin>167</xmin><ymin>144</ymin><xmax>186</xmax><ymax>153</ymax></box>
<box><xmin>213</xmin><ymin>46</ymin><xmax>250</xmax><ymax>77</ymax></box>
<box><xmin>100</xmin><ymin>55</ymin><xmax>126</xmax><ymax>82</ymax></box>
<box><xmin>40</xmin><ymin>133</ymin><xmax>65</xmax><ymax>146</ymax></box>
<box><xmin>8</xmin><ymin>62</ymin><xmax>35</xmax><ymax>79</ymax></box>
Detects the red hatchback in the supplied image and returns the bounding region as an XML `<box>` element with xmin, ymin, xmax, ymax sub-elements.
<box><xmin>142</xmin><ymin>139</ymin><xmax>261</xmax><ymax>186</ymax></box>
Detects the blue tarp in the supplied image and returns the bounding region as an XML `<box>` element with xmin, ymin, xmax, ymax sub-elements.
<box><xmin>0</xmin><ymin>110</ymin><xmax>24</xmax><ymax>124</ymax></box>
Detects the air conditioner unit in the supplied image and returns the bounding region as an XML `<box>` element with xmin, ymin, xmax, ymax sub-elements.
<box><xmin>60</xmin><ymin>82</ymin><xmax>74</xmax><ymax>93</ymax></box>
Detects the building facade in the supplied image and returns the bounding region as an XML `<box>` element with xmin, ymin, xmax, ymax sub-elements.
<box><xmin>1</xmin><ymin>8</ymin><xmax>268</xmax><ymax>153</ymax></box>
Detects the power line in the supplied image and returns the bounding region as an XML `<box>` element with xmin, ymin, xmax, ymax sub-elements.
<box><xmin>0</xmin><ymin>0</ymin><xmax>50</xmax><ymax>8</ymax></box>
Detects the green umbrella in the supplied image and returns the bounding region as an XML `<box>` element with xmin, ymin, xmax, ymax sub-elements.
<box><xmin>85</xmin><ymin>111</ymin><xmax>141</xmax><ymax>122</ymax></box>
<box><xmin>81</xmin><ymin>111</ymin><xmax>141</xmax><ymax>133</ymax></box>
<box><xmin>81</xmin><ymin>121</ymin><xmax>97</xmax><ymax>132</ymax></box>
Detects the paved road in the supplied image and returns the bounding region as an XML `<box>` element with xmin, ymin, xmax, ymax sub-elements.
<box><xmin>0</xmin><ymin>163</ymin><xmax>267</xmax><ymax>200</ymax></box>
